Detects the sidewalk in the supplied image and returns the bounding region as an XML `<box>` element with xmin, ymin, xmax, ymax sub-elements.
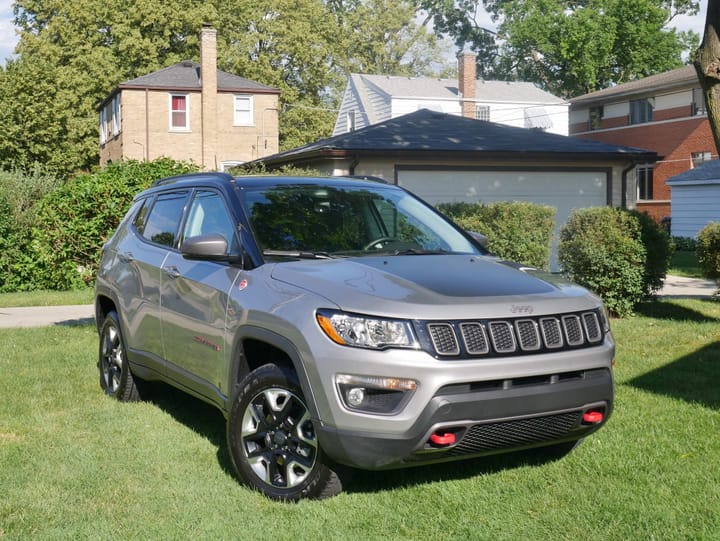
<box><xmin>657</xmin><ymin>274</ymin><xmax>718</xmax><ymax>298</ymax></box>
<box><xmin>0</xmin><ymin>304</ymin><xmax>95</xmax><ymax>329</ymax></box>
<box><xmin>0</xmin><ymin>275</ymin><xmax>716</xmax><ymax>329</ymax></box>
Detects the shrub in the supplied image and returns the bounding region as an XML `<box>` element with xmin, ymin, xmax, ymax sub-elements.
<box><xmin>672</xmin><ymin>236</ymin><xmax>697</xmax><ymax>252</ymax></box>
<box><xmin>0</xmin><ymin>166</ymin><xmax>61</xmax><ymax>292</ymax></box>
<box><xmin>627</xmin><ymin>210</ymin><xmax>674</xmax><ymax>295</ymax></box>
<box><xmin>696</xmin><ymin>222</ymin><xmax>720</xmax><ymax>280</ymax></box>
<box><xmin>437</xmin><ymin>201</ymin><xmax>556</xmax><ymax>270</ymax></box>
<box><xmin>559</xmin><ymin>207</ymin><xmax>645</xmax><ymax>317</ymax></box>
<box><xmin>30</xmin><ymin>159</ymin><xmax>198</xmax><ymax>290</ymax></box>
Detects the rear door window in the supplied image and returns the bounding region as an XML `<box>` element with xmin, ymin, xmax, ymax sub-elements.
<box><xmin>140</xmin><ymin>192</ymin><xmax>188</xmax><ymax>247</ymax></box>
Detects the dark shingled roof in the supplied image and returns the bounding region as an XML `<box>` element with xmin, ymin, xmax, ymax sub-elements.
<box><xmin>667</xmin><ymin>159</ymin><xmax>720</xmax><ymax>183</ymax></box>
<box><xmin>257</xmin><ymin>109</ymin><xmax>656</xmax><ymax>166</ymax></box>
<box><xmin>118</xmin><ymin>61</ymin><xmax>279</xmax><ymax>94</ymax></box>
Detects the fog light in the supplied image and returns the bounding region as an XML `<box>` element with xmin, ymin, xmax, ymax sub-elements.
<box><xmin>347</xmin><ymin>387</ymin><xmax>365</xmax><ymax>407</ymax></box>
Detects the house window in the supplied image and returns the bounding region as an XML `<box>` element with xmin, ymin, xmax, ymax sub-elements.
<box><xmin>99</xmin><ymin>108</ymin><xmax>108</xmax><ymax>145</ymax></box>
<box><xmin>112</xmin><ymin>95</ymin><xmax>121</xmax><ymax>136</ymax></box>
<box><xmin>475</xmin><ymin>105</ymin><xmax>490</xmax><ymax>121</ymax></box>
<box><xmin>347</xmin><ymin>109</ymin><xmax>356</xmax><ymax>132</ymax></box>
<box><xmin>589</xmin><ymin>106</ymin><xmax>603</xmax><ymax>130</ymax></box>
<box><xmin>692</xmin><ymin>151</ymin><xmax>712</xmax><ymax>167</ymax></box>
<box><xmin>234</xmin><ymin>95</ymin><xmax>254</xmax><ymax>125</ymax></box>
<box><xmin>692</xmin><ymin>88</ymin><xmax>706</xmax><ymax>116</ymax></box>
<box><xmin>636</xmin><ymin>164</ymin><xmax>654</xmax><ymax>200</ymax></box>
<box><xmin>629</xmin><ymin>98</ymin><xmax>653</xmax><ymax>125</ymax></box>
<box><xmin>170</xmin><ymin>94</ymin><xmax>189</xmax><ymax>130</ymax></box>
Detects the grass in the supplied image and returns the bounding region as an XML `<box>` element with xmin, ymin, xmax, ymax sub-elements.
<box><xmin>668</xmin><ymin>250</ymin><xmax>703</xmax><ymax>278</ymax></box>
<box><xmin>1</xmin><ymin>299</ymin><xmax>719</xmax><ymax>540</ymax></box>
<box><xmin>0</xmin><ymin>288</ymin><xmax>93</xmax><ymax>308</ymax></box>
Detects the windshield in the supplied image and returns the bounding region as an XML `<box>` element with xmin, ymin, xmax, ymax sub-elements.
<box><xmin>240</xmin><ymin>183</ymin><xmax>481</xmax><ymax>257</ymax></box>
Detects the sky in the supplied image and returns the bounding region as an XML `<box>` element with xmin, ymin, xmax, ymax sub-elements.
<box><xmin>0</xmin><ymin>0</ymin><xmax>709</xmax><ymax>67</ymax></box>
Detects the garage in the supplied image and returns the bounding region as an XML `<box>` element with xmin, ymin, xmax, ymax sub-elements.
<box><xmin>397</xmin><ymin>167</ymin><xmax>610</xmax><ymax>269</ymax></box>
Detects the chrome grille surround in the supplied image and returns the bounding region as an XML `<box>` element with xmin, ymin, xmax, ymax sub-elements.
<box><xmin>420</xmin><ymin>310</ymin><xmax>605</xmax><ymax>358</ymax></box>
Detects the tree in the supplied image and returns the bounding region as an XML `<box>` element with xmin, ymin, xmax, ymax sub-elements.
<box><xmin>420</xmin><ymin>0</ymin><xmax>700</xmax><ymax>97</ymax></box>
<box><xmin>0</xmin><ymin>0</ymin><xmax>448</xmax><ymax>176</ymax></box>
<box><xmin>694</xmin><ymin>0</ymin><xmax>720</xmax><ymax>154</ymax></box>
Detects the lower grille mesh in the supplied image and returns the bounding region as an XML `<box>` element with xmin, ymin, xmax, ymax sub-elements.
<box><xmin>447</xmin><ymin>412</ymin><xmax>581</xmax><ymax>456</ymax></box>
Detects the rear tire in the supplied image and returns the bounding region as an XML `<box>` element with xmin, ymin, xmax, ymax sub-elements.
<box><xmin>98</xmin><ymin>310</ymin><xmax>142</xmax><ymax>402</ymax></box>
<box><xmin>227</xmin><ymin>364</ymin><xmax>342</xmax><ymax>501</ymax></box>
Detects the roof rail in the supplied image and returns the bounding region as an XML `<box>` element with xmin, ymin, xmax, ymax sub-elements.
<box><xmin>151</xmin><ymin>171</ymin><xmax>234</xmax><ymax>187</ymax></box>
<box><xmin>341</xmin><ymin>175</ymin><xmax>388</xmax><ymax>184</ymax></box>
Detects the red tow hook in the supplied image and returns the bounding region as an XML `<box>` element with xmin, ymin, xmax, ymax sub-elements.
<box><xmin>429</xmin><ymin>431</ymin><xmax>457</xmax><ymax>446</ymax></box>
<box><xmin>582</xmin><ymin>409</ymin><xmax>604</xmax><ymax>424</ymax></box>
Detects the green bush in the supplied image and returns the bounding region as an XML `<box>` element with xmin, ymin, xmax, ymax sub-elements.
<box><xmin>0</xmin><ymin>166</ymin><xmax>61</xmax><ymax>292</ymax></box>
<box><xmin>627</xmin><ymin>210</ymin><xmax>674</xmax><ymax>295</ymax></box>
<box><xmin>696</xmin><ymin>222</ymin><xmax>720</xmax><ymax>280</ymax></box>
<box><xmin>437</xmin><ymin>201</ymin><xmax>556</xmax><ymax>270</ymax></box>
<box><xmin>672</xmin><ymin>236</ymin><xmax>697</xmax><ymax>252</ymax></box>
<box><xmin>30</xmin><ymin>159</ymin><xmax>198</xmax><ymax>290</ymax></box>
<box><xmin>559</xmin><ymin>207</ymin><xmax>645</xmax><ymax>317</ymax></box>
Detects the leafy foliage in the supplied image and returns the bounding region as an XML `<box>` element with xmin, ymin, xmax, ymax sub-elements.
<box><xmin>627</xmin><ymin>209</ymin><xmax>674</xmax><ymax>295</ymax></box>
<box><xmin>421</xmin><ymin>0</ymin><xmax>699</xmax><ymax>97</ymax></box>
<box><xmin>0</xmin><ymin>167</ymin><xmax>61</xmax><ymax>292</ymax></box>
<box><xmin>558</xmin><ymin>207</ymin><xmax>645</xmax><ymax>317</ymax></box>
<box><xmin>29</xmin><ymin>159</ymin><xmax>198</xmax><ymax>290</ymax></box>
<box><xmin>1</xmin><ymin>0</ymin><xmax>447</xmax><ymax>176</ymax></box>
<box><xmin>696</xmin><ymin>222</ymin><xmax>720</xmax><ymax>280</ymax></box>
<box><xmin>437</xmin><ymin>201</ymin><xmax>555</xmax><ymax>270</ymax></box>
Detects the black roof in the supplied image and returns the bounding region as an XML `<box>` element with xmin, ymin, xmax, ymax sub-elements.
<box><xmin>254</xmin><ymin>109</ymin><xmax>657</xmax><ymax>167</ymax></box>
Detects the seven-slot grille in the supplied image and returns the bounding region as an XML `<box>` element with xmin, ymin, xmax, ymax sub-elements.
<box><xmin>423</xmin><ymin>310</ymin><xmax>604</xmax><ymax>358</ymax></box>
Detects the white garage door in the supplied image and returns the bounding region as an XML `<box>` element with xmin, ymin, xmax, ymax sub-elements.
<box><xmin>398</xmin><ymin>169</ymin><xmax>608</xmax><ymax>270</ymax></box>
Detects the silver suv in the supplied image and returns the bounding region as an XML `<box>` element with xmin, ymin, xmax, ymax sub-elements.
<box><xmin>95</xmin><ymin>172</ymin><xmax>614</xmax><ymax>500</ymax></box>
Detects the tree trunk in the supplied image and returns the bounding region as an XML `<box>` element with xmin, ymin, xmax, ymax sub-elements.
<box><xmin>694</xmin><ymin>0</ymin><xmax>720</xmax><ymax>155</ymax></box>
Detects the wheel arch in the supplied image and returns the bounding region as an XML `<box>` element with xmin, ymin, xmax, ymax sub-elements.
<box><xmin>227</xmin><ymin>326</ymin><xmax>320</xmax><ymax>421</ymax></box>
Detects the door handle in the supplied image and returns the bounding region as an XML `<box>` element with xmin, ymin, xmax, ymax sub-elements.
<box><xmin>163</xmin><ymin>266</ymin><xmax>181</xmax><ymax>279</ymax></box>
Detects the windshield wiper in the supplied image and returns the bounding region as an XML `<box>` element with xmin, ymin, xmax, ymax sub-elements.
<box><xmin>392</xmin><ymin>248</ymin><xmax>449</xmax><ymax>256</ymax></box>
<box><xmin>263</xmin><ymin>250</ymin><xmax>335</xmax><ymax>260</ymax></box>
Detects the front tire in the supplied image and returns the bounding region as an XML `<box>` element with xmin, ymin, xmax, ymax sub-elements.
<box><xmin>98</xmin><ymin>310</ymin><xmax>142</xmax><ymax>402</ymax></box>
<box><xmin>227</xmin><ymin>364</ymin><xmax>341</xmax><ymax>501</ymax></box>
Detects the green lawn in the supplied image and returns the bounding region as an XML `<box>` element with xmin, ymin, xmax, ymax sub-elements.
<box><xmin>0</xmin><ymin>288</ymin><xmax>93</xmax><ymax>308</ymax></box>
<box><xmin>1</xmin><ymin>299</ymin><xmax>718</xmax><ymax>540</ymax></box>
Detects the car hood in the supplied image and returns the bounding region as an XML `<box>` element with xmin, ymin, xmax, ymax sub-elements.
<box><xmin>270</xmin><ymin>255</ymin><xmax>598</xmax><ymax>319</ymax></box>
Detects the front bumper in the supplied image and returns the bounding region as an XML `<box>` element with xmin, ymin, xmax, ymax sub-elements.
<box><xmin>318</xmin><ymin>367</ymin><xmax>613</xmax><ymax>470</ymax></box>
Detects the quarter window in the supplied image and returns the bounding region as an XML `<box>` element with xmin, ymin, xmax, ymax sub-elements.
<box><xmin>234</xmin><ymin>95</ymin><xmax>253</xmax><ymax>125</ymax></box>
<box><xmin>141</xmin><ymin>192</ymin><xmax>188</xmax><ymax>247</ymax></box>
<box><xmin>170</xmin><ymin>94</ymin><xmax>189</xmax><ymax>130</ymax></box>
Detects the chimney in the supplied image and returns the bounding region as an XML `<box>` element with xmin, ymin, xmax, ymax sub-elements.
<box><xmin>200</xmin><ymin>25</ymin><xmax>218</xmax><ymax>170</ymax></box>
<box><xmin>458</xmin><ymin>52</ymin><xmax>477</xmax><ymax>119</ymax></box>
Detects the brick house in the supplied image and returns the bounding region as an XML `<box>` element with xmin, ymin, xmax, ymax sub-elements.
<box><xmin>98</xmin><ymin>27</ymin><xmax>280</xmax><ymax>171</ymax></box>
<box><xmin>334</xmin><ymin>53</ymin><xmax>569</xmax><ymax>136</ymax></box>
<box><xmin>569</xmin><ymin>66</ymin><xmax>714</xmax><ymax>221</ymax></box>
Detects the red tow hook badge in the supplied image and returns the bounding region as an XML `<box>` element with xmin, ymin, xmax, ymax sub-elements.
<box><xmin>429</xmin><ymin>432</ymin><xmax>457</xmax><ymax>446</ymax></box>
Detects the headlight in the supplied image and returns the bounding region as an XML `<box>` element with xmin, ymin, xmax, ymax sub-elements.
<box><xmin>316</xmin><ymin>309</ymin><xmax>418</xmax><ymax>350</ymax></box>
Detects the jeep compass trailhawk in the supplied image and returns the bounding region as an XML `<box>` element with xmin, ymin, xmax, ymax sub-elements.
<box><xmin>95</xmin><ymin>172</ymin><xmax>614</xmax><ymax>500</ymax></box>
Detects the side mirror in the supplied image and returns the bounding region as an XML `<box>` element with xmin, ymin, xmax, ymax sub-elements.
<box><xmin>181</xmin><ymin>234</ymin><xmax>240</xmax><ymax>262</ymax></box>
<box><xmin>468</xmin><ymin>231</ymin><xmax>489</xmax><ymax>250</ymax></box>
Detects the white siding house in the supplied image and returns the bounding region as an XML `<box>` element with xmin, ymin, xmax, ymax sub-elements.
<box><xmin>334</xmin><ymin>54</ymin><xmax>569</xmax><ymax>137</ymax></box>
<box><xmin>668</xmin><ymin>160</ymin><xmax>720</xmax><ymax>238</ymax></box>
